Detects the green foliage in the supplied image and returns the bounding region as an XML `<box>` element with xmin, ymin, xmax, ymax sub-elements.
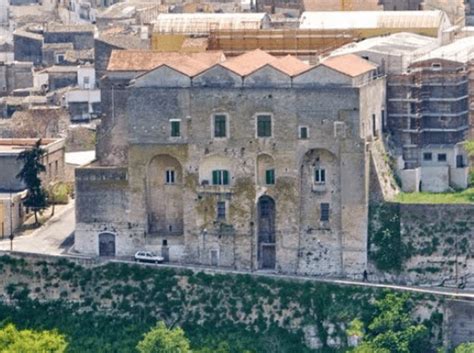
<box><xmin>455</xmin><ymin>342</ymin><xmax>474</xmax><ymax>353</ymax></box>
<box><xmin>0</xmin><ymin>256</ymin><xmax>443</xmax><ymax>353</ymax></box>
<box><xmin>47</xmin><ymin>182</ymin><xmax>72</xmax><ymax>205</ymax></box>
<box><xmin>465</xmin><ymin>140</ymin><xmax>474</xmax><ymax>157</ymax></box>
<box><xmin>369</xmin><ymin>204</ymin><xmax>407</xmax><ymax>272</ymax></box>
<box><xmin>16</xmin><ymin>139</ymin><xmax>47</xmax><ymax>224</ymax></box>
<box><xmin>394</xmin><ymin>188</ymin><xmax>474</xmax><ymax>204</ymax></box>
<box><xmin>0</xmin><ymin>323</ymin><xmax>67</xmax><ymax>353</ymax></box>
<box><xmin>137</xmin><ymin>322</ymin><xmax>191</xmax><ymax>353</ymax></box>
<box><xmin>346</xmin><ymin>319</ymin><xmax>364</xmax><ymax>338</ymax></box>
<box><xmin>353</xmin><ymin>293</ymin><xmax>431</xmax><ymax>353</ymax></box>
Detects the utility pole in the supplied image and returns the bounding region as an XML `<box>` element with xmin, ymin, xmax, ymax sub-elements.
<box><xmin>9</xmin><ymin>191</ymin><xmax>13</xmax><ymax>252</ymax></box>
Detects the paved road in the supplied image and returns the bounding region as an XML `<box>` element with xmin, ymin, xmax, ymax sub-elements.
<box><xmin>0</xmin><ymin>201</ymin><xmax>75</xmax><ymax>255</ymax></box>
<box><xmin>106</xmin><ymin>259</ymin><xmax>474</xmax><ymax>300</ymax></box>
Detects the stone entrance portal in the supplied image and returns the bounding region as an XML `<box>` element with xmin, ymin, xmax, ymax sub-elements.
<box><xmin>98</xmin><ymin>232</ymin><xmax>115</xmax><ymax>257</ymax></box>
<box><xmin>258</xmin><ymin>196</ymin><xmax>276</xmax><ymax>269</ymax></box>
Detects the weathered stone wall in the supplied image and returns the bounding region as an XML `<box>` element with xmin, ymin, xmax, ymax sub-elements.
<box><xmin>369</xmin><ymin>203</ymin><xmax>474</xmax><ymax>286</ymax></box>
<box><xmin>13</xmin><ymin>34</ymin><xmax>42</xmax><ymax>65</ymax></box>
<box><xmin>77</xmin><ymin>62</ymin><xmax>385</xmax><ymax>277</ymax></box>
<box><xmin>44</xmin><ymin>31</ymin><xmax>94</xmax><ymax>50</ymax></box>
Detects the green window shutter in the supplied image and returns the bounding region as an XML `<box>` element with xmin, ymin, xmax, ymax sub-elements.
<box><xmin>223</xmin><ymin>170</ymin><xmax>229</xmax><ymax>185</ymax></box>
<box><xmin>171</xmin><ymin>121</ymin><xmax>180</xmax><ymax>137</ymax></box>
<box><xmin>214</xmin><ymin>115</ymin><xmax>226</xmax><ymax>138</ymax></box>
<box><xmin>266</xmin><ymin>169</ymin><xmax>275</xmax><ymax>185</ymax></box>
<box><xmin>212</xmin><ymin>170</ymin><xmax>219</xmax><ymax>185</ymax></box>
<box><xmin>257</xmin><ymin>115</ymin><xmax>272</xmax><ymax>137</ymax></box>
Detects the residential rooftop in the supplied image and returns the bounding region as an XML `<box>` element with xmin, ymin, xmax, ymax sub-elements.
<box><xmin>0</xmin><ymin>138</ymin><xmax>64</xmax><ymax>154</ymax></box>
<box><xmin>45</xmin><ymin>23</ymin><xmax>95</xmax><ymax>33</ymax></box>
<box><xmin>329</xmin><ymin>32</ymin><xmax>439</xmax><ymax>57</ymax></box>
<box><xmin>108</xmin><ymin>48</ymin><xmax>376</xmax><ymax>80</ymax></box>
<box><xmin>107</xmin><ymin>51</ymin><xmax>225</xmax><ymax>72</ymax></box>
<box><xmin>300</xmin><ymin>10</ymin><xmax>450</xmax><ymax>31</ymax></box>
<box><xmin>152</xmin><ymin>13</ymin><xmax>270</xmax><ymax>35</ymax></box>
<box><xmin>413</xmin><ymin>36</ymin><xmax>474</xmax><ymax>64</ymax></box>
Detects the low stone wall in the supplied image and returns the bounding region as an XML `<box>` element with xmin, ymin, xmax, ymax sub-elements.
<box><xmin>369</xmin><ymin>202</ymin><xmax>474</xmax><ymax>286</ymax></box>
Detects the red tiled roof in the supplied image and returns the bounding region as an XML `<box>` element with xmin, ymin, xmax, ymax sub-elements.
<box><xmin>321</xmin><ymin>54</ymin><xmax>376</xmax><ymax>77</ymax></box>
<box><xmin>221</xmin><ymin>49</ymin><xmax>277</xmax><ymax>76</ymax></box>
<box><xmin>107</xmin><ymin>50</ymin><xmax>225</xmax><ymax>72</ymax></box>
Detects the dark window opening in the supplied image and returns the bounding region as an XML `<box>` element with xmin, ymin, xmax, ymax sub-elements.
<box><xmin>299</xmin><ymin>126</ymin><xmax>308</xmax><ymax>139</ymax></box>
<box><xmin>423</xmin><ymin>153</ymin><xmax>432</xmax><ymax>161</ymax></box>
<box><xmin>320</xmin><ymin>203</ymin><xmax>329</xmax><ymax>222</ymax></box>
<box><xmin>438</xmin><ymin>153</ymin><xmax>447</xmax><ymax>162</ymax></box>
<box><xmin>171</xmin><ymin>120</ymin><xmax>181</xmax><ymax>137</ymax></box>
<box><xmin>214</xmin><ymin>114</ymin><xmax>227</xmax><ymax>138</ymax></box>
<box><xmin>456</xmin><ymin>155</ymin><xmax>464</xmax><ymax>168</ymax></box>
<box><xmin>257</xmin><ymin>115</ymin><xmax>272</xmax><ymax>137</ymax></box>
<box><xmin>314</xmin><ymin>168</ymin><xmax>326</xmax><ymax>184</ymax></box>
<box><xmin>217</xmin><ymin>201</ymin><xmax>226</xmax><ymax>220</ymax></box>
<box><xmin>166</xmin><ymin>170</ymin><xmax>175</xmax><ymax>184</ymax></box>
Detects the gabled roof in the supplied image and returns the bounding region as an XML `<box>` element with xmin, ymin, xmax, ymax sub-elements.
<box><xmin>271</xmin><ymin>55</ymin><xmax>311</xmax><ymax>76</ymax></box>
<box><xmin>221</xmin><ymin>49</ymin><xmax>276</xmax><ymax>76</ymax></box>
<box><xmin>321</xmin><ymin>54</ymin><xmax>376</xmax><ymax>77</ymax></box>
<box><xmin>107</xmin><ymin>50</ymin><xmax>225</xmax><ymax>72</ymax></box>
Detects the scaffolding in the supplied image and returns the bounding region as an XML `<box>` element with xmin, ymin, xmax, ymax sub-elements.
<box><xmin>208</xmin><ymin>28</ymin><xmax>358</xmax><ymax>59</ymax></box>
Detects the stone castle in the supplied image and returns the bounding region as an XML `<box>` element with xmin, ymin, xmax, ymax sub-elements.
<box><xmin>75</xmin><ymin>49</ymin><xmax>385</xmax><ymax>276</ymax></box>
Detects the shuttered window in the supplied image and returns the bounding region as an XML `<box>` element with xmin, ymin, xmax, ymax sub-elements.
<box><xmin>265</xmin><ymin>169</ymin><xmax>275</xmax><ymax>185</ymax></box>
<box><xmin>257</xmin><ymin>115</ymin><xmax>272</xmax><ymax>137</ymax></box>
<box><xmin>212</xmin><ymin>170</ymin><xmax>230</xmax><ymax>185</ymax></box>
<box><xmin>214</xmin><ymin>115</ymin><xmax>227</xmax><ymax>138</ymax></box>
<box><xmin>320</xmin><ymin>203</ymin><xmax>329</xmax><ymax>222</ymax></box>
<box><xmin>314</xmin><ymin>168</ymin><xmax>326</xmax><ymax>184</ymax></box>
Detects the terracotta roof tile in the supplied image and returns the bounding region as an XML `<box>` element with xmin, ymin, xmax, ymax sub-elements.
<box><xmin>221</xmin><ymin>49</ymin><xmax>277</xmax><ymax>76</ymax></box>
<box><xmin>270</xmin><ymin>55</ymin><xmax>311</xmax><ymax>76</ymax></box>
<box><xmin>107</xmin><ymin>50</ymin><xmax>225</xmax><ymax>72</ymax></box>
<box><xmin>321</xmin><ymin>54</ymin><xmax>376</xmax><ymax>77</ymax></box>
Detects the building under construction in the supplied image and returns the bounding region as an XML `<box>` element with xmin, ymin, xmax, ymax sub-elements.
<box><xmin>330</xmin><ymin>33</ymin><xmax>471</xmax><ymax>192</ymax></box>
<box><xmin>388</xmin><ymin>38</ymin><xmax>473</xmax><ymax>192</ymax></box>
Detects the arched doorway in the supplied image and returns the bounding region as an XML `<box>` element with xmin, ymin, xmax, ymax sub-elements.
<box><xmin>98</xmin><ymin>232</ymin><xmax>115</xmax><ymax>257</ymax></box>
<box><xmin>147</xmin><ymin>154</ymin><xmax>183</xmax><ymax>235</ymax></box>
<box><xmin>258</xmin><ymin>195</ymin><xmax>276</xmax><ymax>269</ymax></box>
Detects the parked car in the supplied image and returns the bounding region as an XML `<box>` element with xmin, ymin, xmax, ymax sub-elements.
<box><xmin>134</xmin><ymin>251</ymin><xmax>164</xmax><ymax>264</ymax></box>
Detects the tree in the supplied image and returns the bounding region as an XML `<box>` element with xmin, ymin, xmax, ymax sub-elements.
<box><xmin>136</xmin><ymin>322</ymin><xmax>191</xmax><ymax>353</ymax></box>
<box><xmin>0</xmin><ymin>323</ymin><xmax>67</xmax><ymax>352</ymax></box>
<box><xmin>455</xmin><ymin>343</ymin><xmax>474</xmax><ymax>353</ymax></box>
<box><xmin>16</xmin><ymin>139</ymin><xmax>47</xmax><ymax>225</ymax></box>
<box><xmin>351</xmin><ymin>293</ymin><xmax>430</xmax><ymax>353</ymax></box>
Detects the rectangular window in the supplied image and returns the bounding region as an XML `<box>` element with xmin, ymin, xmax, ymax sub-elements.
<box><xmin>381</xmin><ymin>109</ymin><xmax>386</xmax><ymax>133</ymax></box>
<box><xmin>265</xmin><ymin>169</ymin><xmax>275</xmax><ymax>185</ymax></box>
<box><xmin>438</xmin><ymin>153</ymin><xmax>447</xmax><ymax>162</ymax></box>
<box><xmin>423</xmin><ymin>153</ymin><xmax>432</xmax><ymax>161</ymax></box>
<box><xmin>165</xmin><ymin>170</ymin><xmax>175</xmax><ymax>184</ymax></box>
<box><xmin>456</xmin><ymin>155</ymin><xmax>464</xmax><ymax>168</ymax></box>
<box><xmin>214</xmin><ymin>114</ymin><xmax>227</xmax><ymax>138</ymax></box>
<box><xmin>216</xmin><ymin>201</ymin><xmax>226</xmax><ymax>220</ymax></box>
<box><xmin>314</xmin><ymin>168</ymin><xmax>326</xmax><ymax>184</ymax></box>
<box><xmin>212</xmin><ymin>170</ymin><xmax>230</xmax><ymax>185</ymax></box>
<box><xmin>299</xmin><ymin>126</ymin><xmax>308</xmax><ymax>139</ymax></box>
<box><xmin>372</xmin><ymin>114</ymin><xmax>377</xmax><ymax>137</ymax></box>
<box><xmin>320</xmin><ymin>203</ymin><xmax>329</xmax><ymax>222</ymax></box>
<box><xmin>257</xmin><ymin>115</ymin><xmax>272</xmax><ymax>137</ymax></box>
<box><xmin>170</xmin><ymin>120</ymin><xmax>181</xmax><ymax>137</ymax></box>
